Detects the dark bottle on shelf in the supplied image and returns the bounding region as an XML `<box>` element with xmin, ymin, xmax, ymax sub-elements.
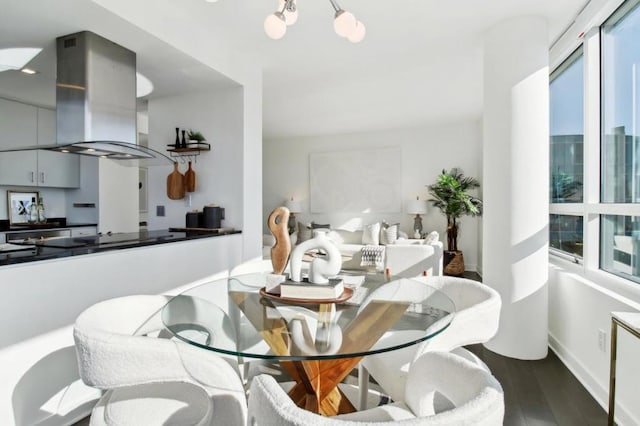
<box><xmin>28</xmin><ymin>197</ymin><xmax>38</xmax><ymax>224</ymax></box>
<box><xmin>181</xmin><ymin>130</ymin><xmax>187</xmax><ymax>148</ymax></box>
<box><xmin>175</xmin><ymin>127</ymin><xmax>180</xmax><ymax>148</ymax></box>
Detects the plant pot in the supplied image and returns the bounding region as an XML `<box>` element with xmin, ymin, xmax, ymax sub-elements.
<box><xmin>443</xmin><ymin>250</ymin><xmax>464</xmax><ymax>276</ymax></box>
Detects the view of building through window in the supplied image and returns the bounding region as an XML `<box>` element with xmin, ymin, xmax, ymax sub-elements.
<box><xmin>600</xmin><ymin>0</ymin><xmax>640</xmax><ymax>281</ymax></box>
<box><xmin>549</xmin><ymin>49</ymin><xmax>584</xmax><ymax>257</ymax></box>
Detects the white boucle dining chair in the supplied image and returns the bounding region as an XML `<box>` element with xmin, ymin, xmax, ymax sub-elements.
<box><xmin>357</xmin><ymin>276</ymin><xmax>502</xmax><ymax>409</ymax></box>
<box><xmin>73</xmin><ymin>295</ymin><xmax>247</xmax><ymax>426</ymax></box>
<box><xmin>248</xmin><ymin>350</ymin><xmax>504</xmax><ymax>426</ymax></box>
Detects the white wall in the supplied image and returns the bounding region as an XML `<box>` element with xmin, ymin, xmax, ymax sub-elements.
<box><xmin>147</xmin><ymin>88</ymin><xmax>244</xmax><ymax>232</ymax></box>
<box><xmin>263</xmin><ymin>120</ymin><xmax>482</xmax><ymax>271</ymax></box>
<box><xmin>549</xmin><ymin>258</ymin><xmax>640</xmax><ymax>426</ymax></box>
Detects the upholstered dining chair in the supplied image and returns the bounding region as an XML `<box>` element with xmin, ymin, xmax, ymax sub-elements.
<box><xmin>73</xmin><ymin>295</ymin><xmax>247</xmax><ymax>426</ymax></box>
<box><xmin>248</xmin><ymin>350</ymin><xmax>504</xmax><ymax>425</ymax></box>
<box><xmin>358</xmin><ymin>276</ymin><xmax>501</xmax><ymax>408</ymax></box>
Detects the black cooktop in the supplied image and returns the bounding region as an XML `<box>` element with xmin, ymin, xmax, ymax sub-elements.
<box><xmin>34</xmin><ymin>231</ymin><xmax>177</xmax><ymax>249</ymax></box>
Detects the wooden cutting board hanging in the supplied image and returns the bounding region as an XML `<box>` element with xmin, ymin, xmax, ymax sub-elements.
<box><xmin>167</xmin><ymin>162</ymin><xmax>185</xmax><ymax>200</ymax></box>
<box><xmin>184</xmin><ymin>161</ymin><xmax>196</xmax><ymax>192</ymax></box>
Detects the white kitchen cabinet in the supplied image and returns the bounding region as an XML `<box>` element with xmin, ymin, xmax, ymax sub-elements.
<box><xmin>0</xmin><ymin>150</ymin><xmax>39</xmax><ymax>185</ymax></box>
<box><xmin>70</xmin><ymin>226</ymin><xmax>97</xmax><ymax>237</ymax></box>
<box><xmin>0</xmin><ymin>101</ymin><xmax>79</xmax><ymax>188</ymax></box>
<box><xmin>36</xmin><ymin>108</ymin><xmax>80</xmax><ymax>188</ymax></box>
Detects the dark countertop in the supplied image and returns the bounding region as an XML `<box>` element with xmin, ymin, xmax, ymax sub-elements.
<box><xmin>0</xmin><ymin>218</ymin><xmax>97</xmax><ymax>232</ymax></box>
<box><xmin>0</xmin><ymin>229</ymin><xmax>241</xmax><ymax>267</ymax></box>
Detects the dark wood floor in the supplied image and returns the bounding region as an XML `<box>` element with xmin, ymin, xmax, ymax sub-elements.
<box><xmin>462</xmin><ymin>270</ymin><xmax>606</xmax><ymax>425</ymax></box>
<box><xmin>467</xmin><ymin>344</ymin><xmax>606</xmax><ymax>425</ymax></box>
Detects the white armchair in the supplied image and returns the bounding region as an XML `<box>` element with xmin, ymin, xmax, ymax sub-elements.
<box><xmin>358</xmin><ymin>276</ymin><xmax>501</xmax><ymax>407</ymax></box>
<box><xmin>247</xmin><ymin>351</ymin><xmax>504</xmax><ymax>425</ymax></box>
<box><xmin>73</xmin><ymin>295</ymin><xmax>247</xmax><ymax>426</ymax></box>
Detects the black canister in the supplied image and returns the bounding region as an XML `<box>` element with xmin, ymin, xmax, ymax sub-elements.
<box><xmin>203</xmin><ymin>206</ymin><xmax>224</xmax><ymax>229</ymax></box>
<box><xmin>185</xmin><ymin>211</ymin><xmax>201</xmax><ymax>228</ymax></box>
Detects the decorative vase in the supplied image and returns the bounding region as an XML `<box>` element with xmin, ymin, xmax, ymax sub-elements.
<box><xmin>175</xmin><ymin>127</ymin><xmax>180</xmax><ymax>148</ymax></box>
<box><xmin>290</xmin><ymin>229</ymin><xmax>342</xmax><ymax>284</ymax></box>
<box><xmin>181</xmin><ymin>130</ymin><xmax>187</xmax><ymax>148</ymax></box>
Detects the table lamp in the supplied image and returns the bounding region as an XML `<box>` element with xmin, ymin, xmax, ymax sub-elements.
<box><xmin>406</xmin><ymin>196</ymin><xmax>428</xmax><ymax>238</ymax></box>
<box><xmin>284</xmin><ymin>197</ymin><xmax>302</xmax><ymax>234</ymax></box>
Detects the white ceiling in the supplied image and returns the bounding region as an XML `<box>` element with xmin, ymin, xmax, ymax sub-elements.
<box><xmin>0</xmin><ymin>0</ymin><xmax>587</xmax><ymax>139</ymax></box>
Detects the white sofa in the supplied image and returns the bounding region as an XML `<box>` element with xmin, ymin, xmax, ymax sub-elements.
<box><xmin>263</xmin><ymin>229</ymin><xmax>443</xmax><ymax>278</ymax></box>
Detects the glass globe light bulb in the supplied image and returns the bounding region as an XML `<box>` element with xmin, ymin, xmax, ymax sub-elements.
<box><xmin>334</xmin><ymin>10</ymin><xmax>356</xmax><ymax>38</ymax></box>
<box><xmin>278</xmin><ymin>0</ymin><xmax>298</xmax><ymax>26</ymax></box>
<box><xmin>264</xmin><ymin>12</ymin><xmax>287</xmax><ymax>40</ymax></box>
<box><xmin>348</xmin><ymin>21</ymin><xmax>366</xmax><ymax>43</ymax></box>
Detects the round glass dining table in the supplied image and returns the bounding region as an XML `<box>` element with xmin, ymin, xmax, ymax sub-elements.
<box><xmin>160</xmin><ymin>272</ymin><xmax>455</xmax><ymax>416</ymax></box>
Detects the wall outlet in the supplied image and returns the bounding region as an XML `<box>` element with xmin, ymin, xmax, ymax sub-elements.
<box><xmin>156</xmin><ymin>205</ymin><xmax>165</xmax><ymax>217</ymax></box>
<box><xmin>598</xmin><ymin>329</ymin><xmax>607</xmax><ymax>352</ymax></box>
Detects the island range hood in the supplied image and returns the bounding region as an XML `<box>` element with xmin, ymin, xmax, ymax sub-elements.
<box><xmin>0</xmin><ymin>31</ymin><xmax>172</xmax><ymax>166</ymax></box>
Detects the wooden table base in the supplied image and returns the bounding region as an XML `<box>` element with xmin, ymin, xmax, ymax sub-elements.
<box><xmin>230</xmin><ymin>291</ymin><xmax>408</xmax><ymax>416</ymax></box>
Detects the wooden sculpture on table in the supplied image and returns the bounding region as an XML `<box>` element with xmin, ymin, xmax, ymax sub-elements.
<box><xmin>268</xmin><ymin>206</ymin><xmax>291</xmax><ymax>275</ymax></box>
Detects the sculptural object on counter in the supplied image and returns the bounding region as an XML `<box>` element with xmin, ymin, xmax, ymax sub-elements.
<box><xmin>268</xmin><ymin>206</ymin><xmax>292</xmax><ymax>275</ymax></box>
<box><xmin>289</xmin><ymin>229</ymin><xmax>342</xmax><ymax>284</ymax></box>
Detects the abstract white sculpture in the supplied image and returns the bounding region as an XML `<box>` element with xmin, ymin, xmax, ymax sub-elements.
<box><xmin>289</xmin><ymin>230</ymin><xmax>342</xmax><ymax>284</ymax></box>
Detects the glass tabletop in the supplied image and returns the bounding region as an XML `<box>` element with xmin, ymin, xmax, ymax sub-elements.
<box><xmin>161</xmin><ymin>272</ymin><xmax>456</xmax><ymax>361</ymax></box>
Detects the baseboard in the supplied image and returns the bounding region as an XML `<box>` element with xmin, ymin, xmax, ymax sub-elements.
<box><xmin>549</xmin><ymin>333</ymin><xmax>638</xmax><ymax>426</ymax></box>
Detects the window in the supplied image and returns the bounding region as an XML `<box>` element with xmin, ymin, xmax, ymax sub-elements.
<box><xmin>550</xmin><ymin>214</ymin><xmax>584</xmax><ymax>257</ymax></box>
<box><xmin>602</xmin><ymin>1</ymin><xmax>640</xmax><ymax>203</ymax></box>
<box><xmin>550</xmin><ymin>49</ymin><xmax>584</xmax><ymax>204</ymax></box>
<box><xmin>599</xmin><ymin>1</ymin><xmax>640</xmax><ymax>282</ymax></box>
<box><xmin>601</xmin><ymin>214</ymin><xmax>640</xmax><ymax>282</ymax></box>
<box><xmin>550</xmin><ymin>48</ymin><xmax>584</xmax><ymax>259</ymax></box>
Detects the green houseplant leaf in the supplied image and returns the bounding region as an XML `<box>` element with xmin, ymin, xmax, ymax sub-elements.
<box><xmin>428</xmin><ymin>168</ymin><xmax>482</xmax><ymax>252</ymax></box>
<box><xmin>187</xmin><ymin>130</ymin><xmax>206</xmax><ymax>142</ymax></box>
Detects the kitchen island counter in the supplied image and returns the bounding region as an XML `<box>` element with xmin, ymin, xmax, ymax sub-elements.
<box><xmin>0</xmin><ymin>228</ymin><xmax>241</xmax><ymax>267</ymax></box>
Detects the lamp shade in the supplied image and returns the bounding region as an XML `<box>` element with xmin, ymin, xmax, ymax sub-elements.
<box><xmin>406</xmin><ymin>199</ymin><xmax>428</xmax><ymax>215</ymax></box>
<box><xmin>284</xmin><ymin>199</ymin><xmax>302</xmax><ymax>213</ymax></box>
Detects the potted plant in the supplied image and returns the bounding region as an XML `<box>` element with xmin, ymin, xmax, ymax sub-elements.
<box><xmin>428</xmin><ymin>168</ymin><xmax>482</xmax><ymax>276</ymax></box>
<box><xmin>187</xmin><ymin>130</ymin><xmax>206</xmax><ymax>144</ymax></box>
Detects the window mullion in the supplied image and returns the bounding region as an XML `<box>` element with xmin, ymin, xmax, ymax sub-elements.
<box><xmin>583</xmin><ymin>27</ymin><xmax>602</xmax><ymax>271</ymax></box>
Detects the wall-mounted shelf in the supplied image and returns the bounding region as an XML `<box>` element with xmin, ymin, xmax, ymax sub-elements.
<box><xmin>166</xmin><ymin>142</ymin><xmax>210</xmax><ymax>159</ymax></box>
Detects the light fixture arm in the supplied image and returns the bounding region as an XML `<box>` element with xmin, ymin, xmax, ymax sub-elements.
<box><xmin>265</xmin><ymin>0</ymin><xmax>364</xmax><ymax>43</ymax></box>
<box><xmin>283</xmin><ymin>0</ymin><xmax>296</xmax><ymax>13</ymax></box>
<box><xmin>328</xmin><ymin>0</ymin><xmax>343</xmax><ymax>13</ymax></box>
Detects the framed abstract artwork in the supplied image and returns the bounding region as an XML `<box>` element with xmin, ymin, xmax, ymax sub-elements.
<box><xmin>7</xmin><ymin>191</ymin><xmax>39</xmax><ymax>225</ymax></box>
<box><xmin>309</xmin><ymin>147</ymin><xmax>402</xmax><ymax>213</ymax></box>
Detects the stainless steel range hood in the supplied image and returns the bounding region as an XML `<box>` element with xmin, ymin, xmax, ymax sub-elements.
<box><xmin>0</xmin><ymin>31</ymin><xmax>172</xmax><ymax>166</ymax></box>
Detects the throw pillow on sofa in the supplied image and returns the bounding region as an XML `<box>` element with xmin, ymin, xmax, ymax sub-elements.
<box><xmin>311</xmin><ymin>222</ymin><xmax>331</xmax><ymax>230</ymax></box>
<box><xmin>362</xmin><ymin>222</ymin><xmax>381</xmax><ymax>245</ymax></box>
<box><xmin>425</xmin><ymin>230</ymin><xmax>439</xmax><ymax>244</ymax></box>
<box><xmin>380</xmin><ymin>222</ymin><xmax>400</xmax><ymax>245</ymax></box>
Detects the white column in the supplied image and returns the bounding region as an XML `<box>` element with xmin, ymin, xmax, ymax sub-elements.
<box><xmin>482</xmin><ymin>16</ymin><xmax>549</xmax><ymax>360</ymax></box>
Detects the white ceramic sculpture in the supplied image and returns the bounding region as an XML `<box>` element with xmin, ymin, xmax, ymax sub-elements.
<box><xmin>289</xmin><ymin>229</ymin><xmax>342</xmax><ymax>284</ymax></box>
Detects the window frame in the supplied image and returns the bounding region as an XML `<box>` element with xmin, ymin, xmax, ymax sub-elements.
<box><xmin>548</xmin><ymin>0</ymin><xmax>640</xmax><ymax>300</ymax></box>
